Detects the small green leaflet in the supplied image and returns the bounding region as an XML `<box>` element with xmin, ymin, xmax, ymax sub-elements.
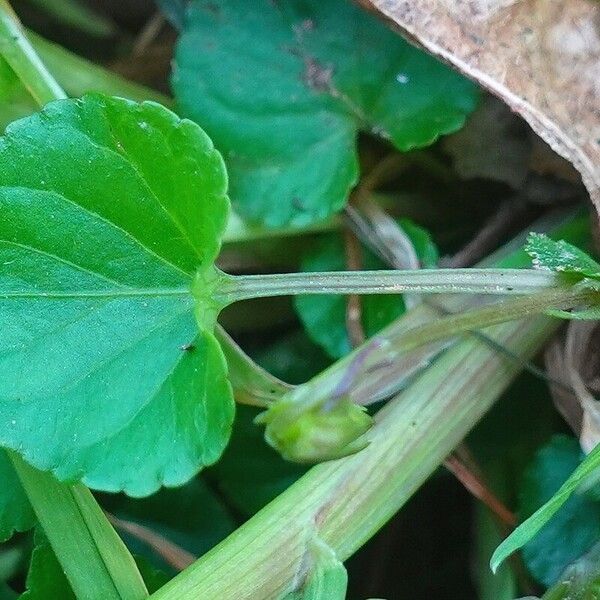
<box><xmin>526</xmin><ymin>233</ymin><xmax>600</xmax><ymax>319</ymax></box>
<box><xmin>283</xmin><ymin>533</ymin><xmax>347</xmax><ymax>600</ymax></box>
<box><xmin>173</xmin><ymin>0</ymin><xmax>478</xmax><ymax>227</ymax></box>
<box><xmin>0</xmin><ymin>450</ymin><xmax>34</xmax><ymax>542</ymax></box>
<box><xmin>295</xmin><ymin>219</ymin><xmax>438</xmax><ymax>358</ymax></box>
<box><xmin>19</xmin><ymin>532</ymin><xmax>170</xmax><ymax>599</ymax></box>
<box><xmin>0</xmin><ymin>94</ymin><xmax>233</xmax><ymax>496</ymax></box>
<box><xmin>491</xmin><ymin>438</ymin><xmax>600</xmax><ymax>573</ymax></box>
<box><xmin>19</xmin><ymin>532</ymin><xmax>75</xmax><ymax>600</ymax></box>
<box><xmin>526</xmin><ymin>233</ymin><xmax>600</xmax><ymax>279</ymax></box>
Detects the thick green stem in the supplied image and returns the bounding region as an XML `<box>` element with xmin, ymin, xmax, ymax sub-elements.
<box><xmin>0</xmin><ymin>0</ymin><xmax>66</xmax><ymax>104</ymax></box>
<box><xmin>10</xmin><ymin>454</ymin><xmax>148</xmax><ymax>600</ymax></box>
<box><xmin>217</xmin><ymin>268</ymin><xmax>562</xmax><ymax>304</ymax></box>
<box><xmin>151</xmin><ymin>316</ymin><xmax>559</xmax><ymax>600</ymax></box>
<box><xmin>150</xmin><ymin>213</ymin><xmax>591</xmax><ymax>600</ymax></box>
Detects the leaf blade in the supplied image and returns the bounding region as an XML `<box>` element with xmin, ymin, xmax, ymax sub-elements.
<box><xmin>0</xmin><ymin>94</ymin><xmax>234</xmax><ymax>495</ymax></box>
<box><xmin>173</xmin><ymin>0</ymin><xmax>478</xmax><ymax>227</ymax></box>
<box><xmin>491</xmin><ymin>438</ymin><xmax>600</xmax><ymax>573</ymax></box>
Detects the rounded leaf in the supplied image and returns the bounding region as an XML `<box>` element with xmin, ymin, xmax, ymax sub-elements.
<box><xmin>173</xmin><ymin>0</ymin><xmax>479</xmax><ymax>227</ymax></box>
<box><xmin>0</xmin><ymin>94</ymin><xmax>234</xmax><ymax>496</ymax></box>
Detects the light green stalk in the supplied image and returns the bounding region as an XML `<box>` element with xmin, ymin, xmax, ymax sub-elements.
<box><xmin>152</xmin><ymin>314</ymin><xmax>558</xmax><ymax>600</ymax></box>
<box><xmin>217</xmin><ymin>268</ymin><xmax>561</xmax><ymax>304</ymax></box>
<box><xmin>28</xmin><ymin>31</ymin><xmax>171</xmax><ymax>106</ymax></box>
<box><xmin>0</xmin><ymin>0</ymin><xmax>66</xmax><ymax>104</ymax></box>
<box><xmin>11</xmin><ymin>454</ymin><xmax>148</xmax><ymax>600</ymax></box>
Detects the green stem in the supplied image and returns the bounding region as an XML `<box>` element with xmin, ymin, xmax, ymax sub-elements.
<box><xmin>150</xmin><ymin>213</ymin><xmax>591</xmax><ymax>600</ymax></box>
<box><xmin>392</xmin><ymin>286</ymin><xmax>591</xmax><ymax>353</ymax></box>
<box><xmin>267</xmin><ymin>286</ymin><xmax>590</xmax><ymax>418</ymax></box>
<box><xmin>215</xmin><ymin>326</ymin><xmax>292</xmax><ymax>407</ymax></box>
<box><xmin>0</xmin><ymin>0</ymin><xmax>66</xmax><ymax>104</ymax></box>
<box><xmin>217</xmin><ymin>268</ymin><xmax>562</xmax><ymax>304</ymax></box>
<box><xmin>10</xmin><ymin>454</ymin><xmax>148</xmax><ymax>600</ymax></box>
<box><xmin>28</xmin><ymin>31</ymin><xmax>172</xmax><ymax>106</ymax></box>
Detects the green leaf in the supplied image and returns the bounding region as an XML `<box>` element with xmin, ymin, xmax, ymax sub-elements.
<box><xmin>295</xmin><ymin>219</ymin><xmax>438</xmax><ymax>358</ymax></box>
<box><xmin>19</xmin><ymin>532</ymin><xmax>75</xmax><ymax>600</ymax></box>
<box><xmin>491</xmin><ymin>436</ymin><xmax>600</xmax><ymax>573</ymax></box>
<box><xmin>519</xmin><ymin>436</ymin><xmax>600</xmax><ymax>586</ymax></box>
<box><xmin>173</xmin><ymin>0</ymin><xmax>478</xmax><ymax>227</ymax></box>
<box><xmin>0</xmin><ymin>450</ymin><xmax>35</xmax><ymax>542</ymax></box>
<box><xmin>19</xmin><ymin>533</ymin><xmax>170</xmax><ymax>599</ymax></box>
<box><xmin>525</xmin><ymin>233</ymin><xmax>600</xmax><ymax>320</ymax></box>
<box><xmin>526</xmin><ymin>233</ymin><xmax>600</xmax><ymax>279</ymax></box>
<box><xmin>0</xmin><ymin>93</ymin><xmax>234</xmax><ymax>496</ymax></box>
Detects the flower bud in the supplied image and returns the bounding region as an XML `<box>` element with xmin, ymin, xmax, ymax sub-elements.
<box><xmin>257</xmin><ymin>396</ymin><xmax>372</xmax><ymax>463</ymax></box>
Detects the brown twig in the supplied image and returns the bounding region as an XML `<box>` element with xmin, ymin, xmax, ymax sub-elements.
<box><xmin>132</xmin><ymin>12</ymin><xmax>166</xmax><ymax>57</ymax></box>
<box><xmin>107</xmin><ymin>512</ymin><xmax>196</xmax><ymax>571</ymax></box>
<box><xmin>442</xmin><ymin>199</ymin><xmax>532</xmax><ymax>268</ymax></box>
<box><xmin>344</xmin><ymin>227</ymin><xmax>366</xmax><ymax>347</ymax></box>
<box><xmin>444</xmin><ymin>452</ymin><xmax>516</xmax><ymax>529</ymax></box>
<box><xmin>344</xmin><ymin>199</ymin><xmax>520</xmax><ymax>530</ymax></box>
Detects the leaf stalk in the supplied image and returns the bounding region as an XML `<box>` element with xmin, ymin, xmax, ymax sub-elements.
<box><xmin>217</xmin><ymin>268</ymin><xmax>563</xmax><ymax>304</ymax></box>
<box><xmin>10</xmin><ymin>453</ymin><xmax>148</xmax><ymax>600</ymax></box>
<box><xmin>0</xmin><ymin>0</ymin><xmax>66</xmax><ymax>104</ymax></box>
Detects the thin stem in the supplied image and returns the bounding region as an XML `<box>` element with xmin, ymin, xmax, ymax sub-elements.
<box><xmin>28</xmin><ymin>30</ymin><xmax>172</xmax><ymax>106</ymax></box>
<box><xmin>10</xmin><ymin>453</ymin><xmax>148</xmax><ymax>600</ymax></box>
<box><xmin>392</xmin><ymin>287</ymin><xmax>591</xmax><ymax>353</ymax></box>
<box><xmin>0</xmin><ymin>0</ymin><xmax>66</xmax><ymax>104</ymax></box>
<box><xmin>217</xmin><ymin>268</ymin><xmax>563</xmax><ymax>305</ymax></box>
<box><xmin>444</xmin><ymin>454</ymin><xmax>516</xmax><ymax>528</ymax></box>
<box><xmin>108</xmin><ymin>514</ymin><xmax>195</xmax><ymax>572</ymax></box>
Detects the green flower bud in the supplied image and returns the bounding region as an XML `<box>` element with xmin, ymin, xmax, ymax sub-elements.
<box><xmin>257</xmin><ymin>396</ymin><xmax>372</xmax><ymax>463</ymax></box>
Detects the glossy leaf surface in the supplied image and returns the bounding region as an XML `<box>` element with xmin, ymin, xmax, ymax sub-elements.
<box><xmin>0</xmin><ymin>94</ymin><xmax>233</xmax><ymax>496</ymax></box>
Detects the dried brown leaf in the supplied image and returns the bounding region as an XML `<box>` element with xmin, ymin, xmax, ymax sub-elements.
<box><xmin>545</xmin><ymin>321</ymin><xmax>600</xmax><ymax>451</ymax></box>
<box><xmin>356</xmin><ymin>0</ymin><xmax>600</xmax><ymax>216</ymax></box>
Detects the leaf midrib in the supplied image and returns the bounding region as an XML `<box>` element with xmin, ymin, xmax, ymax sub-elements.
<box><xmin>0</xmin><ymin>288</ymin><xmax>190</xmax><ymax>299</ymax></box>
